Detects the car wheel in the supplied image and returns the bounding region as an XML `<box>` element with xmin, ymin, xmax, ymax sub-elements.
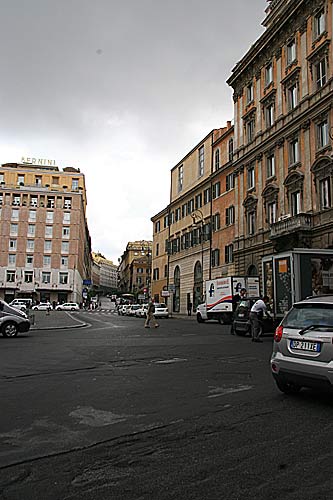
<box><xmin>197</xmin><ymin>313</ymin><xmax>204</xmax><ymax>323</ymax></box>
<box><xmin>275</xmin><ymin>378</ymin><xmax>301</xmax><ymax>395</ymax></box>
<box><xmin>2</xmin><ymin>321</ymin><xmax>18</xmax><ymax>338</ymax></box>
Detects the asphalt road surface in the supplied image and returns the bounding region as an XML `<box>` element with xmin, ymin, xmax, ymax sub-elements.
<box><xmin>0</xmin><ymin>312</ymin><xmax>332</xmax><ymax>500</ymax></box>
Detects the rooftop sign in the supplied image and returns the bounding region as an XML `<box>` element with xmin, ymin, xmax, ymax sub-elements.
<box><xmin>21</xmin><ymin>157</ymin><xmax>56</xmax><ymax>166</ymax></box>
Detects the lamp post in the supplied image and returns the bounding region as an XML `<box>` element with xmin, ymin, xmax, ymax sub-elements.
<box><xmin>191</xmin><ymin>209</ymin><xmax>205</xmax><ymax>309</ymax></box>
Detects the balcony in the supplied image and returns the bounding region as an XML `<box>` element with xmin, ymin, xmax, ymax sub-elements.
<box><xmin>270</xmin><ymin>213</ymin><xmax>312</xmax><ymax>239</ymax></box>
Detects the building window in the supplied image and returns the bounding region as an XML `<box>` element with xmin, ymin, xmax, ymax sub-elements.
<box><xmin>319</xmin><ymin>178</ymin><xmax>331</xmax><ymax>210</ymax></box>
<box><xmin>198</xmin><ymin>146</ymin><xmax>204</xmax><ymax>177</ymax></box>
<box><xmin>178</xmin><ymin>165</ymin><xmax>184</xmax><ymax>192</ymax></box>
<box><xmin>24</xmin><ymin>271</ymin><xmax>33</xmax><ymax>283</ymax></box>
<box><xmin>59</xmin><ymin>272</ymin><xmax>69</xmax><ymax>285</ymax></box>
<box><xmin>214</xmin><ymin>149</ymin><xmax>220</xmax><ymax>171</ymax></box>
<box><xmin>175</xmin><ymin>207</ymin><xmax>181</xmax><ymax>222</ymax></box>
<box><xmin>27</xmin><ymin>240</ymin><xmax>34</xmax><ymax>251</ymax></box>
<box><xmin>153</xmin><ymin>268</ymin><xmax>160</xmax><ymax>281</ymax></box>
<box><xmin>30</xmin><ymin>196</ymin><xmax>38</xmax><ymax>207</ymax></box>
<box><xmin>265</xmin><ymin>103</ymin><xmax>274</xmax><ymax>128</ymax></box>
<box><xmin>155</xmin><ymin>221</ymin><xmax>161</xmax><ymax>233</ymax></box>
<box><xmin>212</xmin><ymin>213</ymin><xmax>220</xmax><ymax>232</ymax></box>
<box><xmin>203</xmin><ymin>188</ymin><xmax>211</xmax><ymax>204</ymax></box>
<box><xmin>42</xmin><ymin>272</ymin><xmax>51</xmax><ymax>284</ymax></box>
<box><xmin>225</xmin><ymin>244</ymin><xmax>234</xmax><ymax>264</ymax></box>
<box><xmin>267</xmin><ymin>153</ymin><xmax>275</xmax><ymax>178</ymax></box>
<box><xmin>8</xmin><ymin>254</ymin><xmax>16</xmax><ymax>265</ymax></box>
<box><xmin>12</xmin><ymin>195</ymin><xmax>20</xmax><ymax>206</ymax></box>
<box><xmin>247</xmin><ymin>211</ymin><xmax>256</xmax><ymax>235</ymax></box>
<box><xmin>45</xmin><ymin>226</ymin><xmax>53</xmax><ymax>237</ymax></box>
<box><xmin>47</xmin><ymin>197</ymin><xmax>55</xmax><ymax>209</ymax></box>
<box><xmin>212</xmin><ymin>182</ymin><xmax>221</xmax><ymax>199</ymax></box>
<box><xmin>265</xmin><ymin>62</ymin><xmax>273</xmax><ymax>86</ymax></box>
<box><xmin>315</xmin><ymin>58</ymin><xmax>327</xmax><ymax>89</ymax></box>
<box><xmin>286</xmin><ymin>39</ymin><xmax>296</xmax><ymax>65</ymax></box>
<box><xmin>0</xmin><ymin>173</ymin><xmax>4</xmax><ymax>183</ymax></box>
<box><xmin>289</xmin><ymin>137</ymin><xmax>299</xmax><ymax>165</ymax></box>
<box><xmin>11</xmin><ymin>209</ymin><xmax>19</xmax><ymax>220</ymax></box>
<box><xmin>52</xmin><ymin>176</ymin><xmax>59</xmax><ymax>185</ymax></box>
<box><xmin>156</xmin><ymin>243</ymin><xmax>159</xmax><ymax>256</ymax></box>
<box><xmin>246</xmin><ymin>82</ymin><xmax>254</xmax><ymax>104</ymax></box>
<box><xmin>62</xmin><ymin>227</ymin><xmax>70</xmax><ymax>238</ymax></box>
<box><xmin>314</xmin><ymin>9</ymin><xmax>325</xmax><ymax>39</ymax></box>
<box><xmin>181</xmin><ymin>203</ymin><xmax>188</xmax><ymax>217</ymax></box>
<box><xmin>317</xmin><ymin>119</ymin><xmax>329</xmax><ymax>150</ymax></box>
<box><xmin>44</xmin><ymin>240</ymin><xmax>52</xmax><ymax>252</ymax></box>
<box><xmin>187</xmin><ymin>199</ymin><xmax>194</xmax><ymax>214</ymax></box>
<box><xmin>46</xmin><ymin>211</ymin><xmax>54</xmax><ymax>223</ymax></box>
<box><xmin>163</xmin><ymin>215</ymin><xmax>169</xmax><ymax>228</ymax></box>
<box><xmin>247</xmin><ymin>166</ymin><xmax>255</xmax><ymax>190</ymax></box>
<box><xmin>291</xmin><ymin>190</ymin><xmax>302</xmax><ymax>215</ymax></box>
<box><xmin>10</xmin><ymin>223</ymin><xmax>18</xmax><ymax>236</ymax></box>
<box><xmin>9</xmin><ymin>239</ymin><xmax>17</xmax><ymax>250</ymax></box>
<box><xmin>211</xmin><ymin>249</ymin><xmax>220</xmax><ymax>267</ymax></box>
<box><xmin>43</xmin><ymin>255</ymin><xmax>51</xmax><ymax>267</ymax></box>
<box><xmin>29</xmin><ymin>210</ymin><xmax>36</xmax><ymax>222</ymax></box>
<box><xmin>61</xmin><ymin>256</ymin><xmax>68</xmax><ymax>267</ymax></box>
<box><xmin>226</xmin><ymin>173</ymin><xmax>234</xmax><ymax>191</ymax></box>
<box><xmin>35</xmin><ymin>176</ymin><xmax>42</xmax><ymax>186</ymax></box>
<box><xmin>267</xmin><ymin>201</ymin><xmax>277</xmax><ymax>224</ymax></box>
<box><xmin>195</xmin><ymin>193</ymin><xmax>202</xmax><ymax>209</ymax></box>
<box><xmin>63</xmin><ymin>212</ymin><xmax>71</xmax><ymax>223</ymax></box>
<box><xmin>225</xmin><ymin>206</ymin><xmax>235</xmax><ymax>225</ymax></box>
<box><xmin>288</xmin><ymin>83</ymin><xmax>298</xmax><ymax>110</ymax></box>
<box><xmin>26</xmin><ymin>255</ymin><xmax>33</xmax><ymax>266</ymax></box>
<box><xmin>62</xmin><ymin>241</ymin><xmax>69</xmax><ymax>253</ymax></box>
<box><xmin>72</xmin><ymin>178</ymin><xmax>79</xmax><ymax>190</ymax></box>
<box><xmin>246</xmin><ymin>119</ymin><xmax>255</xmax><ymax>143</ymax></box>
<box><xmin>6</xmin><ymin>270</ymin><xmax>16</xmax><ymax>282</ymax></box>
<box><xmin>28</xmin><ymin>224</ymin><xmax>35</xmax><ymax>236</ymax></box>
<box><xmin>228</xmin><ymin>138</ymin><xmax>234</xmax><ymax>162</ymax></box>
<box><xmin>64</xmin><ymin>197</ymin><xmax>72</xmax><ymax>209</ymax></box>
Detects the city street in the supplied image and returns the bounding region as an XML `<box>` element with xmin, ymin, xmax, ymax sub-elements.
<box><xmin>0</xmin><ymin>312</ymin><xmax>332</xmax><ymax>500</ymax></box>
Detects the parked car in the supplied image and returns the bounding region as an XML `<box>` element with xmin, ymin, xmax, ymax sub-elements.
<box><xmin>232</xmin><ymin>298</ymin><xmax>277</xmax><ymax>336</ymax></box>
<box><xmin>8</xmin><ymin>299</ymin><xmax>31</xmax><ymax>312</ymax></box>
<box><xmin>271</xmin><ymin>295</ymin><xmax>333</xmax><ymax>394</ymax></box>
<box><xmin>128</xmin><ymin>304</ymin><xmax>141</xmax><ymax>316</ymax></box>
<box><xmin>55</xmin><ymin>302</ymin><xmax>80</xmax><ymax>311</ymax></box>
<box><xmin>118</xmin><ymin>304</ymin><xmax>131</xmax><ymax>315</ymax></box>
<box><xmin>32</xmin><ymin>302</ymin><xmax>52</xmax><ymax>311</ymax></box>
<box><xmin>153</xmin><ymin>303</ymin><xmax>169</xmax><ymax>319</ymax></box>
<box><xmin>135</xmin><ymin>304</ymin><xmax>148</xmax><ymax>318</ymax></box>
<box><xmin>0</xmin><ymin>300</ymin><xmax>31</xmax><ymax>337</ymax></box>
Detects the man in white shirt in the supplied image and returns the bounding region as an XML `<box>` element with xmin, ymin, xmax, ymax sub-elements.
<box><xmin>249</xmin><ymin>296</ymin><xmax>271</xmax><ymax>342</ymax></box>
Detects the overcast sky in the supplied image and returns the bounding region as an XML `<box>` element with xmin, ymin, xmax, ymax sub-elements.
<box><xmin>0</xmin><ymin>0</ymin><xmax>266</xmax><ymax>263</ymax></box>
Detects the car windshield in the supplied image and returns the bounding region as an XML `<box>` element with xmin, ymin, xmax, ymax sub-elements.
<box><xmin>282</xmin><ymin>303</ymin><xmax>333</xmax><ymax>329</ymax></box>
<box><xmin>155</xmin><ymin>304</ymin><xmax>166</xmax><ymax>308</ymax></box>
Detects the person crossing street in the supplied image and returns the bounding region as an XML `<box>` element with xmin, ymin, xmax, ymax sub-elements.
<box><xmin>144</xmin><ymin>299</ymin><xmax>159</xmax><ymax>328</ymax></box>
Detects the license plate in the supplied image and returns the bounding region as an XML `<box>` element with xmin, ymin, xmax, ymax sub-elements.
<box><xmin>290</xmin><ymin>340</ymin><xmax>321</xmax><ymax>352</ymax></box>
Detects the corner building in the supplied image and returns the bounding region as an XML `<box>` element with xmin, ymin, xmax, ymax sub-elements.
<box><xmin>0</xmin><ymin>162</ymin><xmax>91</xmax><ymax>304</ymax></box>
<box><xmin>227</xmin><ymin>0</ymin><xmax>333</xmax><ymax>315</ymax></box>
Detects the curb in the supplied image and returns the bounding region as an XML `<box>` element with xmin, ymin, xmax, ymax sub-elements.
<box><xmin>30</xmin><ymin>312</ymin><xmax>88</xmax><ymax>331</ymax></box>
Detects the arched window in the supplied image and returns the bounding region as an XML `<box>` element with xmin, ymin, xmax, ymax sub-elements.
<box><xmin>173</xmin><ymin>266</ymin><xmax>180</xmax><ymax>312</ymax></box>
<box><xmin>247</xmin><ymin>264</ymin><xmax>258</xmax><ymax>276</ymax></box>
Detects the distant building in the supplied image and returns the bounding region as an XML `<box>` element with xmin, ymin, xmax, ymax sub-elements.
<box><xmin>92</xmin><ymin>252</ymin><xmax>118</xmax><ymax>294</ymax></box>
<box><xmin>118</xmin><ymin>241</ymin><xmax>152</xmax><ymax>298</ymax></box>
<box><xmin>0</xmin><ymin>161</ymin><xmax>91</xmax><ymax>304</ymax></box>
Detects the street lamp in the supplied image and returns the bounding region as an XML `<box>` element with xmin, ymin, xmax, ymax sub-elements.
<box><xmin>191</xmin><ymin>209</ymin><xmax>204</xmax><ymax>308</ymax></box>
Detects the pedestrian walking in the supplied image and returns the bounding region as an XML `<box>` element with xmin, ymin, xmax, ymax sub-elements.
<box><xmin>249</xmin><ymin>296</ymin><xmax>271</xmax><ymax>342</ymax></box>
<box><xmin>144</xmin><ymin>299</ymin><xmax>159</xmax><ymax>328</ymax></box>
<box><xmin>187</xmin><ymin>301</ymin><xmax>192</xmax><ymax>316</ymax></box>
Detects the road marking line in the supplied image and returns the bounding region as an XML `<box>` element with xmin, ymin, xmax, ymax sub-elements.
<box><xmin>208</xmin><ymin>384</ymin><xmax>253</xmax><ymax>398</ymax></box>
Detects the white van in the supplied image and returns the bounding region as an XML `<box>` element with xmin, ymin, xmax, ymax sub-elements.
<box><xmin>9</xmin><ymin>299</ymin><xmax>32</xmax><ymax>311</ymax></box>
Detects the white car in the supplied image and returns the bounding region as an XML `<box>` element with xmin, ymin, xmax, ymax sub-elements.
<box><xmin>153</xmin><ymin>303</ymin><xmax>169</xmax><ymax>319</ymax></box>
<box><xmin>55</xmin><ymin>302</ymin><xmax>80</xmax><ymax>311</ymax></box>
<box><xmin>32</xmin><ymin>302</ymin><xmax>52</xmax><ymax>311</ymax></box>
<box><xmin>135</xmin><ymin>304</ymin><xmax>148</xmax><ymax>318</ymax></box>
<box><xmin>8</xmin><ymin>299</ymin><xmax>29</xmax><ymax>312</ymax></box>
<box><xmin>128</xmin><ymin>304</ymin><xmax>141</xmax><ymax>316</ymax></box>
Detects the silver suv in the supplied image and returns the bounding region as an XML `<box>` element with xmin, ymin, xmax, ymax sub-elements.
<box><xmin>271</xmin><ymin>295</ymin><xmax>333</xmax><ymax>394</ymax></box>
<box><xmin>0</xmin><ymin>300</ymin><xmax>31</xmax><ymax>337</ymax></box>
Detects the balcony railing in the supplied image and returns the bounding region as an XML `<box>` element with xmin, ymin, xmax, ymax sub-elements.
<box><xmin>270</xmin><ymin>213</ymin><xmax>312</xmax><ymax>238</ymax></box>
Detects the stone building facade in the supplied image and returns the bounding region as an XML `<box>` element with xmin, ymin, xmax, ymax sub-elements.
<box><xmin>118</xmin><ymin>241</ymin><xmax>152</xmax><ymax>299</ymax></box>
<box><xmin>0</xmin><ymin>161</ymin><xmax>91</xmax><ymax>304</ymax></box>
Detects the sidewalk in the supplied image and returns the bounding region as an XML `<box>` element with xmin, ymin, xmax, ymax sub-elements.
<box><xmin>29</xmin><ymin>310</ymin><xmax>87</xmax><ymax>330</ymax></box>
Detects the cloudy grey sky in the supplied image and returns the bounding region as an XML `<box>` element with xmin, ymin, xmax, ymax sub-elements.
<box><xmin>0</xmin><ymin>0</ymin><xmax>266</xmax><ymax>263</ymax></box>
